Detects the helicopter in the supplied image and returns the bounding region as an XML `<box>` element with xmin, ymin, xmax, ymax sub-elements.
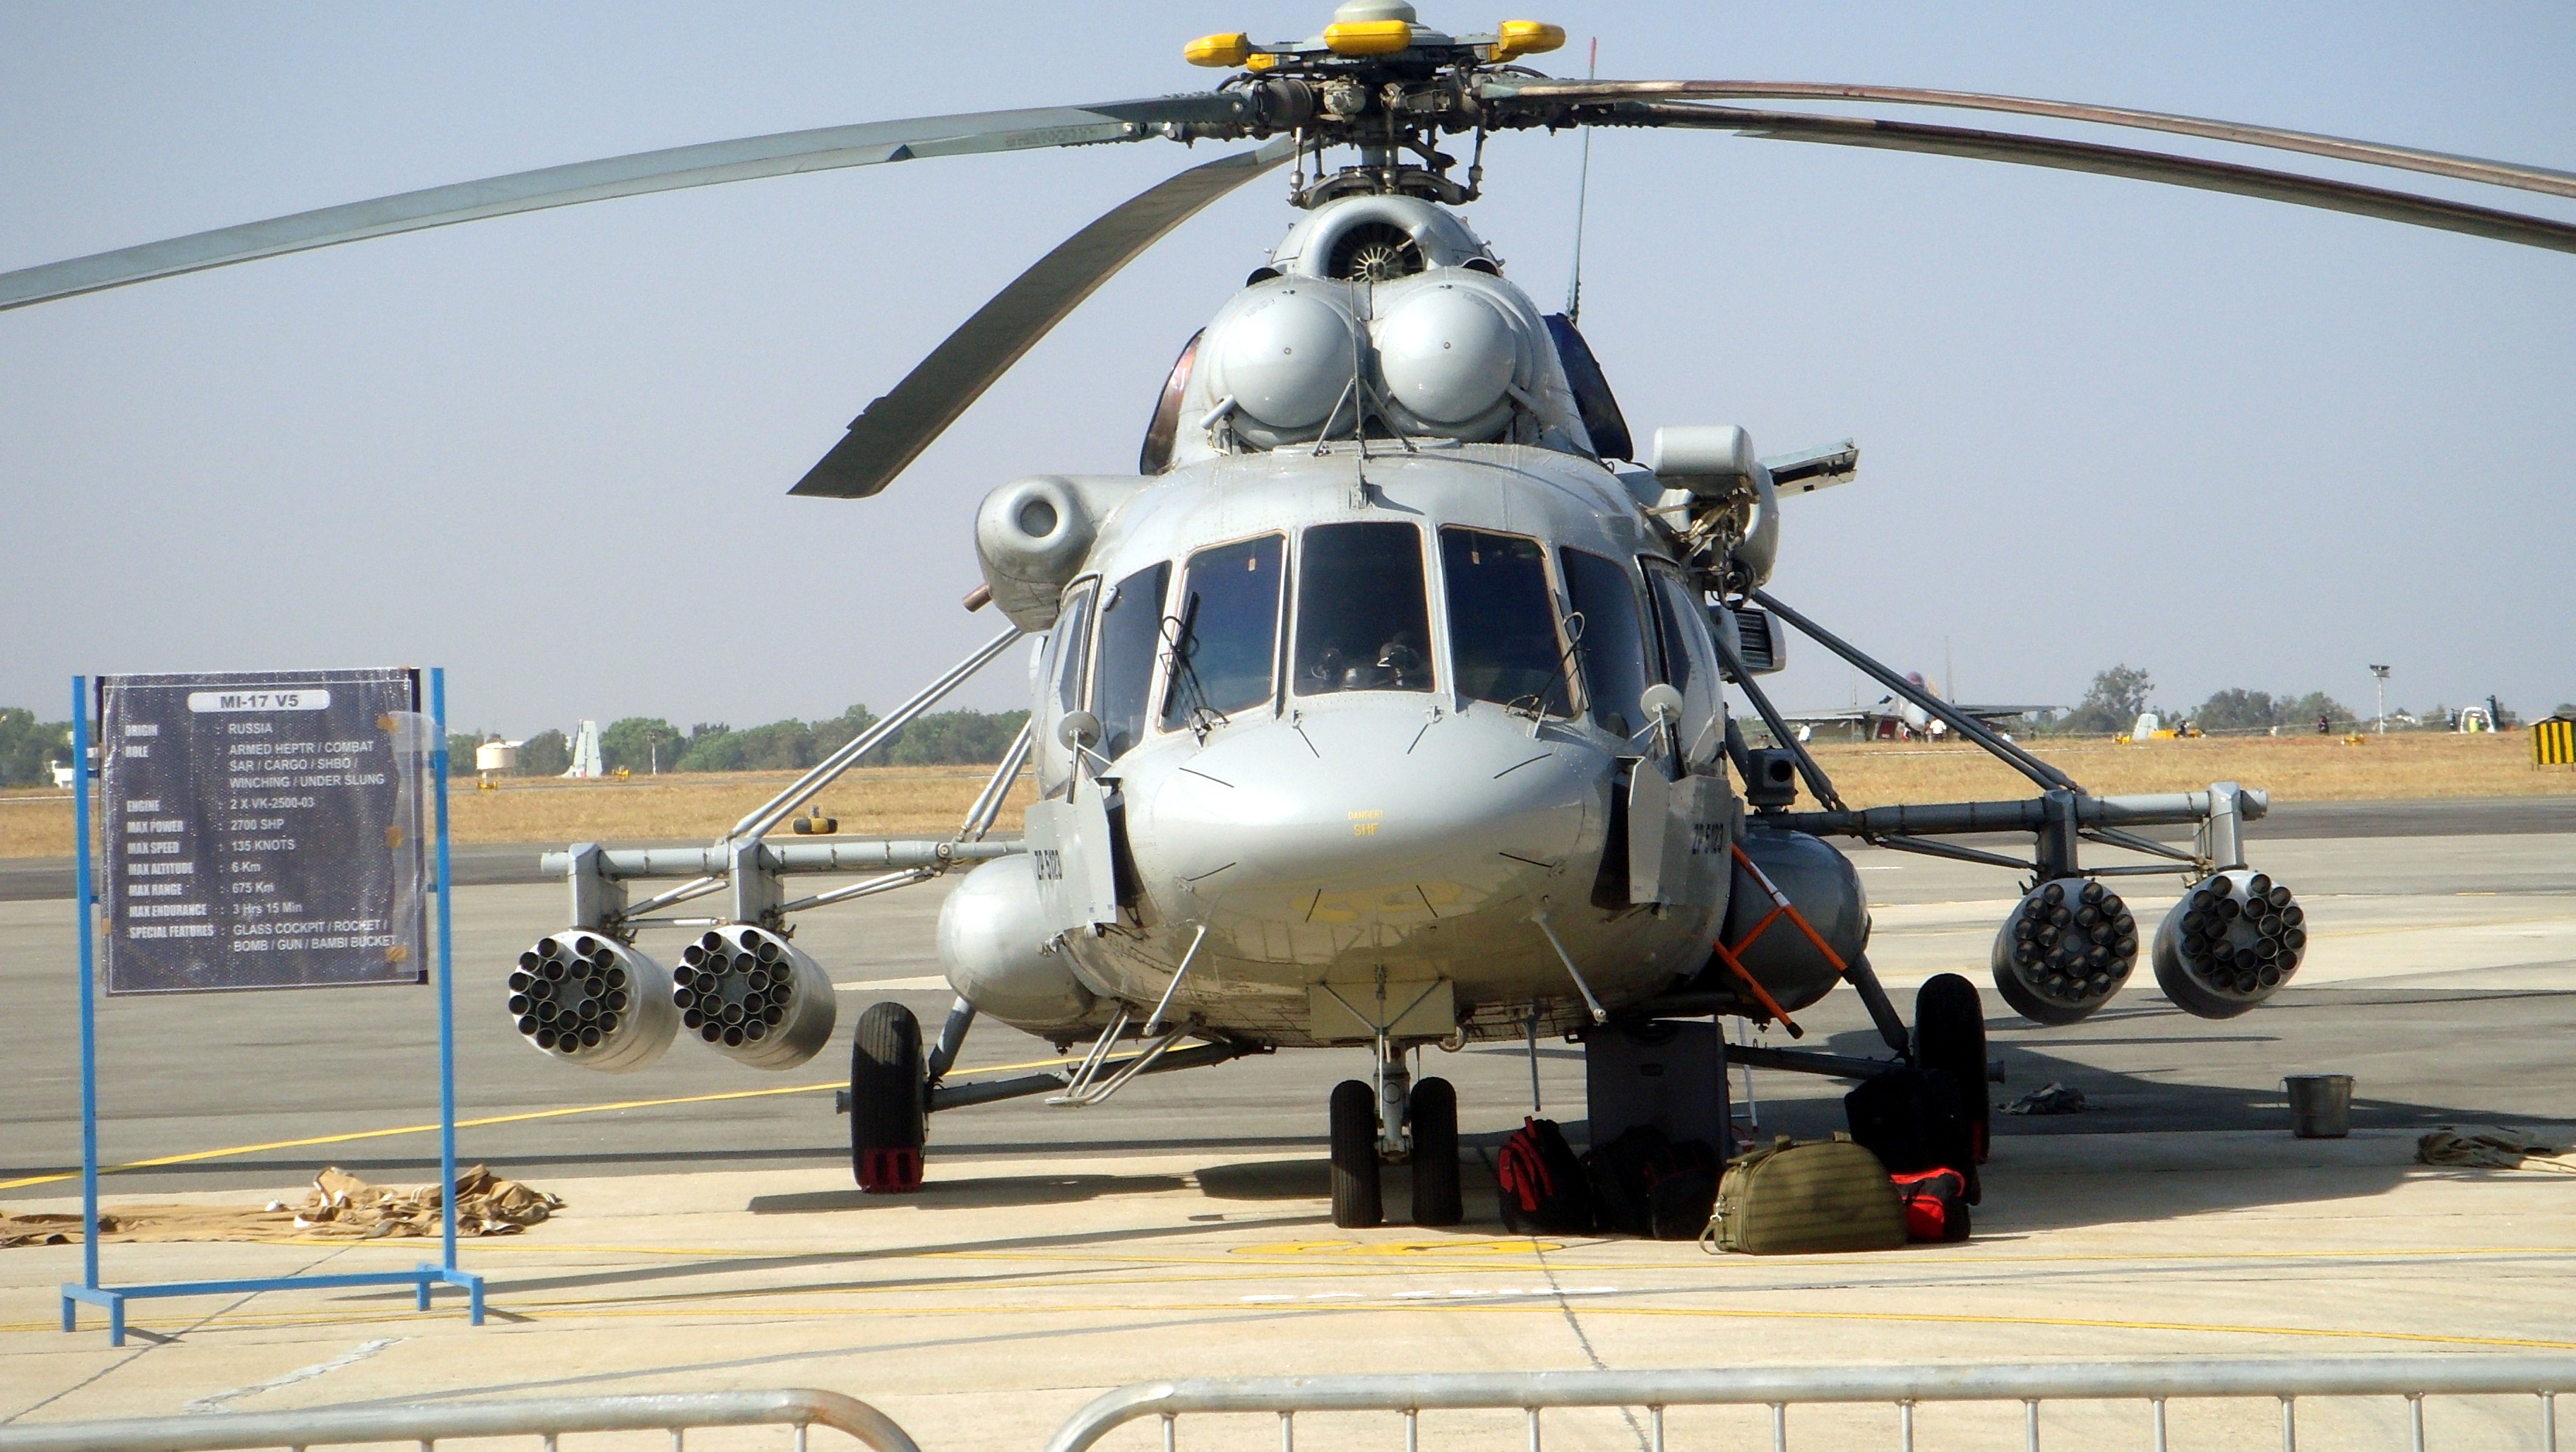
<box><xmin>11</xmin><ymin>4</ymin><xmax>2574</xmax><ymax>1230</ymax></box>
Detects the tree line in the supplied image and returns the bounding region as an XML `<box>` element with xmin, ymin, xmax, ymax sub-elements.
<box><xmin>461</xmin><ymin>706</ymin><xmax>1032</xmax><ymax>778</ymax></box>
<box><xmin>0</xmin><ymin>708</ymin><xmax>71</xmax><ymax>788</ymax></box>
<box><xmin>2050</xmin><ymin>666</ymin><xmax>2558</xmax><ymax>736</ymax></box>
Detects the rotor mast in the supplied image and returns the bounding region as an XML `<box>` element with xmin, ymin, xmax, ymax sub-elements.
<box><xmin>1183</xmin><ymin>3</ymin><xmax>1566</xmax><ymax>208</ymax></box>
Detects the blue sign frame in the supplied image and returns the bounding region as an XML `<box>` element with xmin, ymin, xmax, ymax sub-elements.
<box><xmin>60</xmin><ymin>668</ymin><xmax>484</xmax><ymax>1345</ymax></box>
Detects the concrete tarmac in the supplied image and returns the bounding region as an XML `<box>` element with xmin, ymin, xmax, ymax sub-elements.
<box><xmin>1</xmin><ymin>803</ymin><xmax>2572</xmax><ymax>1442</ymax></box>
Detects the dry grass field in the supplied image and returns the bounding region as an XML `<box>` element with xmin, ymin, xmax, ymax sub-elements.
<box><xmin>1806</xmin><ymin>730</ymin><xmax>2573</xmax><ymax>809</ymax></box>
<box><xmin>0</xmin><ymin>766</ymin><xmax>1038</xmax><ymax>859</ymax></box>
<box><xmin>1</xmin><ymin>732</ymin><xmax>2566</xmax><ymax>858</ymax></box>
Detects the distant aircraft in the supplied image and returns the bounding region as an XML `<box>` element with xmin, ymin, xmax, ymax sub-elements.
<box><xmin>1782</xmin><ymin>674</ymin><xmax>2056</xmax><ymax>742</ymax></box>
<box><xmin>563</xmin><ymin>720</ymin><xmax>606</xmax><ymax>778</ymax></box>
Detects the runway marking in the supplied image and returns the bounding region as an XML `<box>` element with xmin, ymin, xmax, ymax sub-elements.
<box><xmin>0</xmin><ymin>1054</ymin><xmax>1090</xmax><ymax>1192</ymax></box>
<box><xmin>2312</xmin><ymin>912</ymin><xmax>2576</xmax><ymax>940</ymax></box>
<box><xmin>1232</xmin><ymin>1239</ymin><xmax>1564</xmax><ymax>1256</ymax></box>
<box><xmin>16</xmin><ymin>1297</ymin><xmax>2570</xmax><ymax>1357</ymax></box>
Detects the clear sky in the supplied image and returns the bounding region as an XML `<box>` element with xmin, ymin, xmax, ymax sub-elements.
<box><xmin>4</xmin><ymin>3</ymin><xmax>2572</xmax><ymax>737</ymax></box>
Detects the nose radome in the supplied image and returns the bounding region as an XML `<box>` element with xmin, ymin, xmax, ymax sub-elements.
<box><xmin>1137</xmin><ymin>706</ymin><xmax>1599</xmax><ymax>925</ymax></box>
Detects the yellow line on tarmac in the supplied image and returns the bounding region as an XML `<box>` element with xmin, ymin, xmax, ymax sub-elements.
<box><xmin>2313</xmin><ymin>912</ymin><xmax>2576</xmax><ymax>940</ymax></box>
<box><xmin>0</xmin><ymin>1056</ymin><xmax>1087</xmax><ymax>1193</ymax></box>
<box><xmin>21</xmin><ymin>1298</ymin><xmax>2567</xmax><ymax>1355</ymax></box>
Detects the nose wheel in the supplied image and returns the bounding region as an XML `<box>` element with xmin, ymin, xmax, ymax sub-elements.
<box><xmin>1409</xmin><ymin>1076</ymin><xmax>1462</xmax><ymax>1226</ymax></box>
<box><xmin>1327</xmin><ymin>1069</ymin><xmax>1460</xmax><ymax>1229</ymax></box>
<box><xmin>1328</xmin><ymin>1080</ymin><xmax>1382</xmax><ymax>1227</ymax></box>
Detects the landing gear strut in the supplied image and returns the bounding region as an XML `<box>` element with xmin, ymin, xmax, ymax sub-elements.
<box><xmin>1328</xmin><ymin>1041</ymin><xmax>1460</xmax><ymax>1230</ymax></box>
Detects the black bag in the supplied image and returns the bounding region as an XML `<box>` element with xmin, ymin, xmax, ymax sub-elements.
<box><xmin>1647</xmin><ymin>1165</ymin><xmax>1720</xmax><ymax>1239</ymax></box>
<box><xmin>1582</xmin><ymin>1125</ymin><xmax>1722</xmax><ymax>1237</ymax></box>
<box><xmin>1497</xmin><ymin>1117</ymin><xmax>1592</xmax><ymax>1232</ymax></box>
<box><xmin>1844</xmin><ymin>1068</ymin><xmax>1980</xmax><ymax>1203</ymax></box>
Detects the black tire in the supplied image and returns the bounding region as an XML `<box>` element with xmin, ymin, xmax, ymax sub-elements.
<box><xmin>1913</xmin><ymin>973</ymin><xmax>1988</xmax><ymax>1203</ymax></box>
<box><xmin>851</xmin><ymin>1001</ymin><xmax>925</xmax><ymax>1193</ymax></box>
<box><xmin>1408</xmin><ymin>1077</ymin><xmax>1462</xmax><ymax>1227</ymax></box>
<box><xmin>1329</xmin><ymin>1078</ymin><xmax>1383</xmax><ymax>1228</ymax></box>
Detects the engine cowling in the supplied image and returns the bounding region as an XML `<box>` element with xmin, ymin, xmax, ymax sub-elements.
<box><xmin>1710</xmin><ymin>825</ymin><xmax>1867</xmax><ymax>1013</ymax></box>
<box><xmin>1991</xmin><ymin>878</ymin><xmax>2140</xmax><ymax>1025</ymax></box>
<box><xmin>938</xmin><ymin>855</ymin><xmax>1104</xmax><ymax>1039</ymax></box>
<box><xmin>2153</xmin><ymin>870</ymin><xmax>2308</xmax><ymax>1018</ymax></box>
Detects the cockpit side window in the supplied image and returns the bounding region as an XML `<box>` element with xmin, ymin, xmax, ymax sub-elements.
<box><xmin>1440</xmin><ymin>526</ymin><xmax>1574</xmax><ymax>717</ymax></box>
<box><xmin>1161</xmin><ymin>534</ymin><xmax>1284</xmax><ymax>730</ymax></box>
<box><xmin>1092</xmin><ymin>561</ymin><xmax>1170</xmax><ymax>761</ymax></box>
<box><xmin>1644</xmin><ymin>562</ymin><xmax>1721</xmax><ymax>746</ymax></box>
<box><xmin>1560</xmin><ymin>547</ymin><xmax>1652</xmax><ymax>740</ymax></box>
<box><xmin>1049</xmin><ymin>581</ymin><xmax>1098</xmax><ymax>718</ymax></box>
<box><xmin>1294</xmin><ymin>522</ymin><xmax>1433</xmax><ymax>696</ymax></box>
<box><xmin>1644</xmin><ymin>562</ymin><xmax>1698</xmax><ymax>698</ymax></box>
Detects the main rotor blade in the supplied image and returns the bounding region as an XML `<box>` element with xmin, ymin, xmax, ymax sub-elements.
<box><xmin>1483</xmin><ymin>79</ymin><xmax>2576</xmax><ymax>201</ymax></box>
<box><xmin>789</xmin><ymin>137</ymin><xmax>1296</xmax><ymax>501</ymax></box>
<box><xmin>0</xmin><ymin>95</ymin><xmax>1250</xmax><ymax>312</ymax></box>
<box><xmin>1607</xmin><ymin>102</ymin><xmax>2576</xmax><ymax>256</ymax></box>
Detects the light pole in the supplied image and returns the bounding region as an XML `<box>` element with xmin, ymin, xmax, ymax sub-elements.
<box><xmin>2369</xmin><ymin>665</ymin><xmax>2392</xmax><ymax>734</ymax></box>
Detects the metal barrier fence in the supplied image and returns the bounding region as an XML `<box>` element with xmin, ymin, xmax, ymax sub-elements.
<box><xmin>1042</xmin><ymin>1358</ymin><xmax>2576</xmax><ymax>1452</ymax></box>
<box><xmin>0</xmin><ymin>1390</ymin><xmax>918</xmax><ymax>1452</ymax></box>
<box><xmin>6</xmin><ymin>1359</ymin><xmax>2575</xmax><ymax>1452</ymax></box>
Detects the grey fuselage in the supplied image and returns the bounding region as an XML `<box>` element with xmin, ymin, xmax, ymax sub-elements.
<box><xmin>941</xmin><ymin>196</ymin><xmax>1747</xmax><ymax>1051</ymax></box>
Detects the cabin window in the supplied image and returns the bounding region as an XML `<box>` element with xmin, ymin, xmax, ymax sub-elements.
<box><xmin>1092</xmin><ymin>561</ymin><xmax>1169</xmax><ymax>761</ymax></box>
<box><xmin>1440</xmin><ymin>526</ymin><xmax>1573</xmax><ymax>716</ymax></box>
<box><xmin>1049</xmin><ymin>581</ymin><xmax>1098</xmax><ymax>719</ymax></box>
<box><xmin>1161</xmin><ymin>534</ymin><xmax>1285</xmax><ymax>729</ymax></box>
<box><xmin>1646</xmin><ymin>564</ymin><xmax>1717</xmax><ymax>696</ymax></box>
<box><xmin>1644</xmin><ymin>564</ymin><xmax>1692</xmax><ymax>696</ymax></box>
<box><xmin>1294</xmin><ymin>522</ymin><xmax>1433</xmax><ymax>695</ymax></box>
<box><xmin>1561</xmin><ymin>547</ymin><xmax>1652</xmax><ymax>739</ymax></box>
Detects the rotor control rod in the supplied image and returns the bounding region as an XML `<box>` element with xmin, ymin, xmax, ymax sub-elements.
<box><xmin>1752</xmin><ymin>589</ymin><xmax>2079</xmax><ymax>795</ymax></box>
<box><xmin>1779</xmin><ymin>786</ymin><xmax>2267</xmax><ymax>840</ymax></box>
<box><xmin>542</xmin><ymin>838</ymin><xmax>1020</xmax><ymax>881</ymax></box>
<box><xmin>726</xmin><ymin>626</ymin><xmax>1023</xmax><ymax>843</ymax></box>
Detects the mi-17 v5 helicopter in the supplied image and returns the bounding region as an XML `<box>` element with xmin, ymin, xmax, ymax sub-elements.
<box><xmin>11</xmin><ymin>4</ymin><xmax>2573</xmax><ymax>1228</ymax></box>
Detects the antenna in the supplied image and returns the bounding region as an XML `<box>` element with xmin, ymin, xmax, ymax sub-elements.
<box><xmin>1564</xmin><ymin>36</ymin><xmax>1598</xmax><ymax>324</ymax></box>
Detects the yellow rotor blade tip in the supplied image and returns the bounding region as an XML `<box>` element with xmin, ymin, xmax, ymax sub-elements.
<box><xmin>1185</xmin><ymin>31</ymin><xmax>1255</xmax><ymax>67</ymax></box>
<box><xmin>1323</xmin><ymin>18</ymin><xmax>1414</xmax><ymax>55</ymax></box>
<box><xmin>1493</xmin><ymin>20</ymin><xmax>1566</xmax><ymax>60</ymax></box>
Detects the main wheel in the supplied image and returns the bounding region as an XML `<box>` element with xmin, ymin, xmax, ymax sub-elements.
<box><xmin>1328</xmin><ymin>1078</ymin><xmax>1383</xmax><ymax>1228</ymax></box>
<box><xmin>851</xmin><ymin>1001</ymin><xmax>925</xmax><ymax>1194</ymax></box>
<box><xmin>1408</xmin><ymin>1076</ymin><xmax>1462</xmax><ymax>1227</ymax></box>
<box><xmin>1912</xmin><ymin>972</ymin><xmax>1989</xmax><ymax>1201</ymax></box>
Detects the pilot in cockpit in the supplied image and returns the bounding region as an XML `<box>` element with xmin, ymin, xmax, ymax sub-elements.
<box><xmin>1310</xmin><ymin>630</ymin><xmax>1426</xmax><ymax>691</ymax></box>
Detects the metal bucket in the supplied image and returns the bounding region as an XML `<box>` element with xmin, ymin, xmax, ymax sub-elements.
<box><xmin>2285</xmin><ymin>1073</ymin><xmax>2354</xmax><ymax>1138</ymax></box>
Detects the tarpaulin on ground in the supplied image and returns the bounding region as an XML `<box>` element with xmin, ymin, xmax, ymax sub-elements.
<box><xmin>2416</xmin><ymin>1126</ymin><xmax>2576</xmax><ymax>1172</ymax></box>
<box><xmin>0</xmin><ymin>1165</ymin><xmax>561</xmax><ymax>1246</ymax></box>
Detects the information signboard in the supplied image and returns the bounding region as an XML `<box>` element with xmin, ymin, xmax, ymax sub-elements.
<box><xmin>100</xmin><ymin>668</ymin><xmax>426</xmax><ymax>994</ymax></box>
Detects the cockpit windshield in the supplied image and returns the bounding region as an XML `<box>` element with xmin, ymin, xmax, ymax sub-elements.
<box><xmin>1294</xmin><ymin>522</ymin><xmax>1433</xmax><ymax>695</ymax></box>
<box><xmin>1161</xmin><ymin>534</ymin><xmax>1284</xmax><ymax>730</ymax></box>
<box><xmin>1440</xmin><ymin>526</ymin><xmax>1573</xmax><ymax>716</ymax></box>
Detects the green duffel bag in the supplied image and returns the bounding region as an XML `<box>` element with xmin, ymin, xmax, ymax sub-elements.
<box><xmin>1700</xmin><ymin>1133</ymin><xmax>1907</xmax><ymax>1255</ymax></box>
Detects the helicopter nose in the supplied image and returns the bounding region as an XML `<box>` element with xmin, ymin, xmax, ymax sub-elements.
<box><xmin>1138</xmin><ymin>705</ymin><xmax>1602</xmax><ymax>929</ymax></box>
